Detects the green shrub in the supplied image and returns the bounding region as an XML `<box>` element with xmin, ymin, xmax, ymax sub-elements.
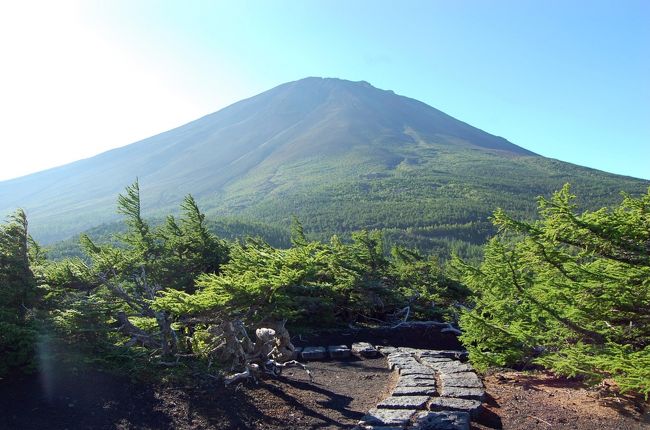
<box><xmin>455</xmin><ymin>185</ymin><xmax>650</xmax><ymax>397</ymax></box>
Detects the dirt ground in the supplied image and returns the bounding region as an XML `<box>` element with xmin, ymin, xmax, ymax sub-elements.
<box><xmin>1</xmin><ymin>326</ymin><xmax>648</xmax><ymax>429</ymax></box>
<box><xmin>0</xmin><ymin>357</ymin><xmax>393</xmax><ymax>430</ymax></box>
<box><xmin>474</xmin><ymin>371</ymin><xmax>650</xmax><ymax>430</ymax></box>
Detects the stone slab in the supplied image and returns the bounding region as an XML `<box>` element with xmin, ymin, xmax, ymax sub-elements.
<box><xmin>440</xmin><ymin>372</ymin><xmax>483</xmax><ymax>388</ymax></box>
<box><xmin>352</xmin><ymin>342</ymin><xmax>379</xmax><ymax>358</ymax></box>
<box><xmin>387</xmin><ymin>357</ymin><xmax>418</xmax><ymax>370</ymax></box>
<box><xmin>377</xmin><ymin>395</ymin><xmax>429</xmax><ymax>410</ymax></box>
<box><xmin>301</xmin><ymin>346</ymin><xmax>326</xmax><ymax>360</ymax></box>
<box><xmin>423</xmin><ymin>361</ymin><xmax>474</xmax><ymax>374</ymax></box>
<box><xmin>412</xmin><ymin>411</ymin><xmax>470</xmax><ymax>430</ymax></box>
<box><xmin>327</xmin><ymin>345</ymin><xmax>351</xmax><ymax>359</ymax></box>
<box><xmin>377</xmin><ymin>346</ymin><xmax>398</xmax><ymax>356</ymax></box>
<box><xmin>359</xmin><ymin>408</ymin><xmax>416</xmax><ymax>427</ymax></box>
<box><xmin>417</xmin><ymin>350</ymin><xmax>467</xmax><ymax>360</ymax></box>
<box><xmin>419</xmin><ymin>357</ymin><xmax>453</xmax><ymax>364</ymax></box>
<box><xmin>439</xmin><ymin>386</ymin><xmax>485</xmax><ymax>401</ymax></box>
<box><xmin>396</xmin><ymin>376</ymin><xmax>437</xmax><ymax>388</ymax></box>
<box><xmin>388</xmin><ymin>357</ymin><xmax>418</xmax><ymax>366</ymax></box>
<box><xmin>392</xmin><ymin>386</ymin><xmax>437</xmax><ymax>396</ymax></box>
<box><xmin>356</xmin><ymin>426</ymin><xmax>405</xmax><ymax>430</ymax></box>
<box><xmin>429</xmin><ymin>397</ymin><xmax>483</xmax><ymax>417</ymax></box>
<box><xmin>396</xmin><ymin>347</ymin><xmax>420</xmax><ymax>354</ymax></box>
<box><xmin>399</xmin><ymin>366</ymin><xmax>435</xmax><ymax>376</ymax></box>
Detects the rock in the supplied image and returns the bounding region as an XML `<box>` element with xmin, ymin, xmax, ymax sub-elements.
<box><xmin>418</xmin><ymin>356</ymin><xmax>453</xmax><ymax>364</ymax></box>
<box><xmin>359</xmin><ymin>408</ymin><xmax>416</xmax><ymax>427</ymax></box>
<box><xmin>328</xmin><ymin>345</ymin><xmax>351</xmax><ymax>359</ymax></box>
<box><xmin>439</xmin><ymin>386</ymin><xmax>485</xmax><ymax>401</ymax></box>
<box><xmin>301</xmin><ymin>346</ymin><xmax>326</xmax><ymax>360</ymax></box>
<box><xmin>392</xmin><ymin>386</ymin><xmax>437</xmax><ymax>396</ymax></box>
<box><xmin>417</xmin><ymin>350</ymin><xmax>468</xmax><ymax>360</ymax></box>
<box><xmin>399</xmin><ymin>368</ymin><xmax>435</xmax><ymax>377</ymax></box>
<box><xmin>293</xmin><ymin>346</ymin><xmax>303</xmax><ymax>359</ymax></box>
<box><xmin>440</xmin><ymin>372</ymin><xmax>483</xmax><ymax>388</ymax></box>
<box><xmin>356</xmin><ymin>426</ymin><xmax>405</xmax><ymax>430</ymax></box>
<box><xmin>396</xmin><ymin>347</ymin><xmax>419</xmax><ymax>354</ymax></box>
<box><xmin>387</xmin><ymin>355</ymin><xmax>418</xmax><ymax>370</ymax></box>
<box><xmin>423</xmin><ymin>361</ymin><xmax>474</xmax><ymax>374</ymax></box>
<box><xmin>352</xmin><ymin>342</ymin><xmax>379</xmax><ymax>358</ymax></box>
<box><xmin>377</xmin><ymin>395</ymin><xmax>430</xmax><ymax>409</ymax></box>
<box><xmin>377</xmin><ymin>346</ymin><xmax>398</xmax><ymax>356</ymax></box>
<box><xmin>396</xmin><ymin>375</ymin><xmax>437</xmax><ymax>388</ymax></box>
<box><xmin>428</xmin><ymin>397</ymin><xmax>483</xmax><ymax>417</ymax></box>
<box><xmin>412</xmin><ymin>411</ymin><xmax>470</xmax><ymax>430</ymax></box>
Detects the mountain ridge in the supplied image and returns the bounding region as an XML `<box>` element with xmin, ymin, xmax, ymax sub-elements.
<box><xmin>1</xmin><ymin>77</ymin><xmax>647</xmax><ymax>247</ymax></box>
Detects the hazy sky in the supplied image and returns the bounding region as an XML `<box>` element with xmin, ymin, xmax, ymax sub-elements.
<box><xmin>0</xmin><ymin>0</ymin><xmax>648</xmax><ymax>181</ymax></box>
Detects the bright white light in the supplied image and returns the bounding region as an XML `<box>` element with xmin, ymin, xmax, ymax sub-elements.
<box><xmin>0</xmin><ymin>1</ymin><xmax>205</xmax><ymax>181</ymax></box>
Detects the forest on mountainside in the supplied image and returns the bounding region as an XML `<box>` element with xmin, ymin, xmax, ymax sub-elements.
<box><xmin>1</xmin><ymin>181</ymin><xmax>649</xmax><ymax>397</ymax></box>
<box><xmin>44</xmin><ymin>150</ymin><xmax>650</xmax><ymax>265</ymax></box>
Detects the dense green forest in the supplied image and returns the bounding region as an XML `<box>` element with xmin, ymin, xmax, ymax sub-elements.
<box><xmin>44</xmin><ymin>149</ymin><xmax>649</xmax><ymax>265</ymax></box>
<box><xmin>1</xmin><ymin>181</ymin><xmax>649</xmax><ymax>397</ymax></box>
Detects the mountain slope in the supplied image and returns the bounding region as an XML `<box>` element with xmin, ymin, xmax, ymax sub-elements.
<box><xmin>0</xmin><ymin>77</ymin><xmax>647</xmax><ymax>247</ymax></box>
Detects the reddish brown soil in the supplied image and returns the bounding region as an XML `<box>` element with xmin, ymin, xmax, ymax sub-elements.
<box><xmin>473</xmin><ymin>371</ymin><xmax>650</xmax><ymax>430</ymax></box>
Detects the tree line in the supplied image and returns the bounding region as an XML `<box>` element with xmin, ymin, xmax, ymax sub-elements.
<box><xmin>1</xmin><ymin>181</ymin><xmax>648</xmax><ymax>397</ymax></box>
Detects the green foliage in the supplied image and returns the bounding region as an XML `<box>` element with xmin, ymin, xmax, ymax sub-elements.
<box><xmin>455</xmin><ymin>185</ymin><xmax>650</xmax><ymax>396</ymax></box>
<box><xmin>43</xmin><ymin>181</ymin><xmax>229</xmax><ymax>361</ymax></box>
<box><xmin>0</xmin><ymin>210</ymin><xmax>38</xmax><ymax>377</ymax></box>
<box><xmin>155</xmin><ymin>230</ymin><xmax>464</xmax><ymax>331</ymax></box>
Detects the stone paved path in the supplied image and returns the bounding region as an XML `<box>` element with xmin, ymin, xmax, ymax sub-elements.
<box><xmin>355</xmin><ymin>346</ymin><xmax>484</xmax><ymax>430</ymax></box>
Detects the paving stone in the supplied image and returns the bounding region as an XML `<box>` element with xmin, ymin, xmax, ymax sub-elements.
<box><xmin>356</xmin><ymin>425</ymin><xmax>405</xmax><ymax>430</ymax></box>
<box><xmin>396</xmin><ymin>376</ymin><xmax>437</xmax><ymax>388</ymax></box>
<box><xmin>377</xmin><ymin>346</ymin><xmax>398</xmax><ymax>355</ymax></box>
<box><xmin>387</xmin><ymin>356</ymin><xmax>418</xmax><ymax>370</ymax></box>
<box><xmin>328</xmin><ymin>345</ymin><xmax>351</xmax><ymax>359</ymax></box>
<box><xmin>439</xmin><ymin>386</ymin><xmax>485</xmax><ymax>401</ymax></box>
<box><xmin>419</xmin><ymin>356</ymin><xmax>453</xmax><ymax>364</ymax></box>
<box><xmin>399</xmin><ymin>366</ymin><xmax>435</xmax><ymax>376</ymax></box>
<box><xmin>377</xmin><ymin>395</ymin><xmax>429</xmax><ymax>410</ymax></box>
<box><xmin>417</xmin><ymin>350</ymin><xmax>467</xmax><ymax>360</ymax></box>
<box><xmin>356</xmin><ymin>426</ymin><xmax>405</xmax><ymax>430</ymax></box>
<box><xmin>359</xmin><ymin>408</ymin><xmax>416</xmax><ymax>427</ymax></box>
<box><xmin>428</xmin><ymin>397</ymin><xmax>483</xmax><ymax>417</ymax></box>
<box><xmin>389</xmin><ymin>354</ymin><xmax>416</xmax><ymax>361</ymax></box>
<box><xmin>412</xmin><ymin>411</ymin><xmax>470</xmax><ymax>430</ymax></box>
<box><xmin>396</xmin><ymin>347</ymin><xmax>419</xmax><ymax>354</ymax></box>
<box><xmin>388</xmin><ymin>352</ymin><xmax>415</xmax><ymax>359</ymax></box>
<box><xmin>301</xmin><ymin>346</ymin><xmax>326</xmax><ymax>360</ymax></box>
<box><xmin>440</xmin><ymin>372</ymin><xmax>483</xmax><ymax>388</ymax></box>
<box><xmin>388</xmin><ymin>357</ymin><xmax>417</xmax><ymax>366</ymax></box>
<box><xmin>352</xmin><ymin>342</ymin><xmax>379</xmax><ymax>358</ymax></box>
<box><xmin>392</xmin><ymin>386</ymin><xmax>437</xmax><ymax>396</ymax></box>
<box><xmin>423</xmin><ymin>361</ymin><xmax>474</xmax><ymax>374</ymax></box>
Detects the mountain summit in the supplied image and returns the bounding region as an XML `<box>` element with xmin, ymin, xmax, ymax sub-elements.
<box><xmin>0</xmin><ymin>78</ymin><xmax>646</xmax><ymax>246</ymax></box>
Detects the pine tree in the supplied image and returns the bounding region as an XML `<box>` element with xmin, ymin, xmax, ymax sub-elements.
<box><xmin>0</xmin><ymin>209</ymin><xmax>38</xmax><ymax>377</ymax></box>
<box><xmin>454</xmin><ymin>185</ymin><xmax>650</xmax><ymax>396</ymax></box>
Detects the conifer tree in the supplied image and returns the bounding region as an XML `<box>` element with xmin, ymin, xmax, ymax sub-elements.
<box><xmin>0</xmin><ymin>209</ymin><xmax>38</xmax><ymax>376</ymax></box>
<box><xmin>454</xmin><ymin>185</ymin><xmax>650</xmax><ymax>396</ymax></box>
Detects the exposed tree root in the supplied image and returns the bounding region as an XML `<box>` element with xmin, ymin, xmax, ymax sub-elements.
<box><xmin>220</xmin><ymin>319</ymin><xmax>312</xmax><ymax>386</ymax></box>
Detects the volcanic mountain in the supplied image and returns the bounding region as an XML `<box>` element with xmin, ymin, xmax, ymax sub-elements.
<box><xmin>0</xmin><ymin>77</ymin><xmax>647</xmax><ymax>249</ymax></box>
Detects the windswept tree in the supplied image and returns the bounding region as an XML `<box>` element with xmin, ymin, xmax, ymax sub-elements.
<box><xmin>0</xmin><ymin>209</ymin><xmax>39</xmax><ymax>377</ymax></box>
<box><xmin>48</xmin><ymin>180</ymin><xmax>228</xmax><ymax>357</ymax></box>
<box><xmin>454</xmin><ymin>185</ymin><xmax>650</xmax><ymax>396</ymax></box>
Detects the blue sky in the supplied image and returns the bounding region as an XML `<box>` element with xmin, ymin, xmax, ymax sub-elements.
<box><xmin>0</xmin><ymin>0</ymin><xmax>648</xmax><ymax>180</ymax></box>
